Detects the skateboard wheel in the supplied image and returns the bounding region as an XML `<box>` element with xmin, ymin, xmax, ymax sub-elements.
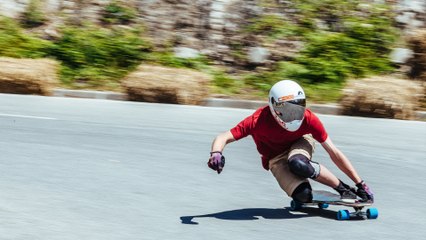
<box><xmin>318</xmin><ymin>203</ymin><xmax>329</xmax><ymax>209</ymax></box>
<box><xmin>337</xmin><ymin>210</ymin><xmax>350</xmax><ymax>220</ymax></box>
<box><xmin>290</xmin><ymin>200</ymin><xmax>302</xmax><ymax>211</ymax></box>
<box><xmin>366</xmin><ymin>208</ymin><xmax>379</xmax><ymax>219</ymax></box>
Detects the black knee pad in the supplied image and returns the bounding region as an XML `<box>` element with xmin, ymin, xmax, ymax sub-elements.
<box><xmin>291</xmin><ymin>182</ymin><xmax>312</xmax><ymax>203</ymax></box>
<box><xmin>288</xmin><ymin>154</ymin><xmax>320</xmax><ymax>179</ymax></box>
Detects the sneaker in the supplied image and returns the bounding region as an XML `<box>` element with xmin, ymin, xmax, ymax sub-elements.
<box><xmin>334</xmin><ymin>179</ymin><xmax>358</xmax><ymax>203</ymax></box>
<box><xmin>340</xmin><ymin>189</ymin><xmax>358</xmax><ymax>203</ymax></box>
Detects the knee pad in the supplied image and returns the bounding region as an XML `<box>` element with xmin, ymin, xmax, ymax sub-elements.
<box><xmin>291</xmin><ymin>182</ymin><xmax>313</xmax><ymax>203</ymax></box>
<box><xmin>288</xmin><ymin>154</ymin><xmax>320</xmax><ymax>179</ymax></box>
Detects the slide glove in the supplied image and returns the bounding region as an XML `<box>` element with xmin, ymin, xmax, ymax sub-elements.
<box><xmin>208</xmin><ymin>151</ymin><xmax>225</xmax><ymax>174</ymax></box>
<box><xmin>356</xmin><ymin>180</ymin><xmax>374</xmax><ymax>203</ymax></box>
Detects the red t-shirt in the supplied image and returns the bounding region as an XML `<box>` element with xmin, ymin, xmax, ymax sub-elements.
<box><xmin>230</xmin><ymin>106</ymin><xmax>328</xmax><ymax>170</ymax></box>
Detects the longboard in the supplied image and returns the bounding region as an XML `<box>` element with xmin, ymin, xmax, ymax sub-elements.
<box><xmin>290</xmin><ymin>190</ymin><xmax>378</xmax><ymax>220</ymax></box>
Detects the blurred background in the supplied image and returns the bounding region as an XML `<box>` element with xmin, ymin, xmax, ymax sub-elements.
<box><xmin>0</xmin><ymin>0</ymin><xmax>425</xmax><ymax>119</ymax></box>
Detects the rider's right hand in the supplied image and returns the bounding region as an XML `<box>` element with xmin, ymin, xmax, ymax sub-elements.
<box><xmin>208</xmin><ymin>151</ymin><xmax>225</xmax><ymax>174</ymax></box>
<box><xmin>356</xmin><ymin>180</ymin><xmax>374</xmax><ymax>203</ymax></box>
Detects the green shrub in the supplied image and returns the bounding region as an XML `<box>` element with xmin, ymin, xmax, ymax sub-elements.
<box><xmin>244</xmin><ymin>0</ymin><xmax>397</xmax><ymax>87</ymax></box>
<box><xmin>49</xmin><ymin>25</ymin><xmax>150</xmax><ymax>89</ymax></box>
<box><xmin>295</xmin><ymin>0</ymin><xmax>396</xmax><ymax>82</ymax></box>
<box><xmin>296</xmin><ymin>33</ymin><xmax>362</xmax><ymax>83</ymax></box>
<box><xmin>146</xmin><ymin>52</ymin><xmax>209</xmax><ymax>70</ymax></box>
<box><xmin>210</xmin><ymin>70</ymin><xmax>243</xmax><ymax>95</ymax></box>
<box><xmin>291</xmin><ymin>0</ymin><xmax>358</xmax><ymax>30</ymax></box>
<box><xmin>297</xmin><ymin>30</ymin><xmax>394</xmax><ymax>84</ymax></box>
<box><xmin>20</xmin><ymin>0</ymin><xmax>46</xmax><ymax>28</ymax></box>
<box><xmin>212</xmin><ymin>71</ymin><xmax>236</xmax><ymax>88</ymax></box>
<box><xmin>245</xmin><ymin>14</ymin><xmax>299</xmax><ymax>40</ymax></box>
<box><xmin>243</xmin><ymin>61</ymin><xmax>343</xmax><ymax>102</ymax></box>
<box><xmin>243</xmin><ymin>62</ymin><xmax>308</xmax><ymax>90</ymax></box>
<box><xmin>0</xmin><ymin>17</ymin><xmax>51</xmax><ymax>58</ymax></box>
<box><xmin>101</xmin><ymin>0</ymin><xmax>138</xmax><ymax>25</ymax></box>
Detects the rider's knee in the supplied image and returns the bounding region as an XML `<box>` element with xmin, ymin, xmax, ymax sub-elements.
<box><xmin>288</xmin><ymin>154</ymin><xmax>320</xmax><ymax>179</ymax></box>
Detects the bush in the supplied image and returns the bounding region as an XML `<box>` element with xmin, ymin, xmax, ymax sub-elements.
<box><xmin>242</xmin><ymin>61</ymin><xmax>342</xmax><ymax>102</ymax></box>
<box><xmin>212</xmin><ymin>71</ymin><xmax>236</xmax><ymax>89</ymax></box>
<box><xmin>146</xmin><ymin>52</ymin><xmax>209</xmax><ymax>70</ymax></box>
<box><xmin>122</xmin><ymin>65</ymin><xmax>211</xmax><ymax>105</ymax></box>
<box><xmin>340</xmin><ymin>76</ymin><xmax>423</xmax><ymax>119</ymax></box>
<box><xmin>48</xmin><ymin>25</ymin><xmax>151</xmax><ymax>89</ymax></box>
<box><xmin>297</xmin><ymin>32</ymin><xmax>378</xmax><ymax>83</ymax></box>
<box><xmin>0</xmin><ymin>57</ymin><xmax>58</xmax><ymax>95</ymax></box>
<box><xmin>292</xmin><ymin>1</ymin><xmax>397</xmax><ymax>84</ymax></box>
<box><xmin>101</xmin><ymin>0</ymin><xmax>138</xmax><ymax>25</ymax></box>
<box><xmin>291</xmin><ymin>0</ymin><xmax>359</xmax><ymax>32</ymax></box>
<box><xmin>297</xmin><ymin>31</ymin><xmax>394</xmax><ymax>83</ymax></box>
<box><xmin>245</xmin><ymin>14</ymin><xmax>299</xmax><ymax>40</ymax></box>
<box><xmin>20</xmin><ymin>0</ymin><xmax>46</xmax><ymax>28</ymax></box>
<box><xmin>0</xmin><ymin>17</ymin><xmax>51</xmax><ymax>58</ymax></box>
<box><xmin>243</xmin><ymin>0</ymin><xmax>397</xmax><ymax>92</ymax></box>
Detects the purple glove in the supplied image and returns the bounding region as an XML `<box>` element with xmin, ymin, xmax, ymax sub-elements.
<box><xmin>356</xmin><ymin>180</ymin><xmax>374</xmax><ymax>203</ymax></box>
<box><xmin>208</xmin><ymin>151</ymin><xmax>225</xmax><ymax>174</ymax></box>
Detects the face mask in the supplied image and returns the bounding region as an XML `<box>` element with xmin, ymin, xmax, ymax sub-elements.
<box><xmin>272</xmin><ymin>99</ymin><xmax>305</xmax><ymax>122</ymax></box>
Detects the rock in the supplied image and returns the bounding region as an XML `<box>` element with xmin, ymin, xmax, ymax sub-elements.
<box><xmin>0</xmin><ymin>0</ymin><xmax>26</xmax><ymax>18</ymax></box>
<box><xmin>44</xmin><ymin>0</ymin><xmax>62</xmax><ymax>13</ymax></box>
<box><xmin>340</xmin><ymin>76</ymin><xmax>423</xmax><ymax>120</ymax></box>
<box><xmin>248</xmin><ymin>47</ymin><xmax>269</xmax><ymax>64</ymax></box>
<box><xmin>390</xmin><ymin>48</ymin><xmax>414</xmax><ymax>64</ymax></box>
<box><xmin>121</xmin><ymin>65</ymin><xmax>211</xmax><ymax>105</ymax></box>
<box><xmin>0</xmin><ymin>57</ymin><xmax>59</xmax><ymax>95</ymax></box>
<box><xmin>174</xmin><ymin>47</ymin><xmax>200</xmax><ymax>59</ymax></box>
<box><xmin>397</xmin><ymin>0</ymin><xmax>425</xmax><ymax>13</ymax></box>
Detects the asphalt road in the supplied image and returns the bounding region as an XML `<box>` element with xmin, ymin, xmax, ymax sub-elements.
<box><xmin>0</xmin><ymin>94</ymin><xmax>425</xmax><ymax>240</ymax></box>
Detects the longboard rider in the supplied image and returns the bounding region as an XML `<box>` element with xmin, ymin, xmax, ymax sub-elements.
<box><xmin>208</xmin><ymin>80</ymin><xmax>374</xmax><ymax>204</ymax></box>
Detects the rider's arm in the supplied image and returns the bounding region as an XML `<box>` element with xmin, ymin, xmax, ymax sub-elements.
<box><xmin>211</xmin><ymin>130</ymin><xmax>236</xmax><ymax>153</ymax></box>
<box><xmin>321</xmin><ymin>137</ymin><xmax>362</xmax><ymax>184</ymax></box>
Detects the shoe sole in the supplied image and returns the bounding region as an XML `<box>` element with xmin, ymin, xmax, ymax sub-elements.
<box><xmin>340</xmin><ymin>199</ymin><xmax>357</xmax><ymax>203</ymax></box>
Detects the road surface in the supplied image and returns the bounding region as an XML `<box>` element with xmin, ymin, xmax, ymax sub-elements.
<box><xmin>0</xmin><ymin>94</ymin><xmax>425</xmax><ymax>239</ymax></box>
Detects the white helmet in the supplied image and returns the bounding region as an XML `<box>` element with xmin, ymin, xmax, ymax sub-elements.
<box><xmin>268</xmin><ymin>80</ymin><xmax>306</xmax><ymax>131</ymax></box>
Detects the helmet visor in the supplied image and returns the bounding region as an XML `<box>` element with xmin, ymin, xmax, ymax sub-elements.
<box><xmin>272</xmin><ymin>99</ymin><xmax>306</xmax><ymax>122</ymax></box>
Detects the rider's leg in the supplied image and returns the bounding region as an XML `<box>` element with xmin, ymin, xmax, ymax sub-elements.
<box><xmin>314</xmin><ymin>164</ymin><xmax>339</xmax><ymax>188</ymax></box>
<box><xmin>269</xmin><ymin>151</ymin><xmax>309</xmax><ymax>202</ymax></box>
<box><xmin>314</xmin><ymin>164</ymin><xmax>357</xmax><ymax>200</ymax></box>
<box><xmin>268</xmin><ymin>135</ymin><xmax>316</xmax><ymax>203</ymax></box>
<box><xmin>287</xmin><ymin>135</ymin><xmax>357</xmax><ymax>201</ymax></box>
<box><xmin>268</xmin><ymin>135</ymin><xmax>356</xmax><ymax>203</ymax></box>
<box><xmin>287</xmin><ymin>153</ymin><xmax>340</xmax><ymax>187</ymax></box>
<box><xmin>291</xmin><ymin>181</ymin><xmax>312</xmax><ymax>203</ymax></box>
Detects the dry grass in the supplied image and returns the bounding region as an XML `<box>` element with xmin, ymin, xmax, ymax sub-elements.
<box><xmin>340</xmin><ymin>76</ymin><xmax>423</xmax><ymax>120</ymax></box>
<box><xmin>0</xmin><ymin>57</ymin><xmax>59</xmax><ymax>95</ymax></box>
<box><xmin>408</xmin><ymin>30</ymin><xmax>426</xmax><ymax>81</ymax></box>
<box><xmin>407</xmin><ymin>30</ymin><xmax>426</xmax><ymax>110</ymax></box>
<box><xmin>122</xmin><ymin>64</ymin><xmax>212</xmax><ymax>105</ymax></box>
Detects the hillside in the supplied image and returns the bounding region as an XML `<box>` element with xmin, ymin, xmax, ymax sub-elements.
<box><xmin>0</xmin><ymin>0</ymin><xmax>424</xmax><ymax>105</ymax></box>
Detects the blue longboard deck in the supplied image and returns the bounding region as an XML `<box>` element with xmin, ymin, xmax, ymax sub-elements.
<box><xmin>290</xmin><ymin>190</ymin><xmax>378</xmax><ymax>220</ymax></box>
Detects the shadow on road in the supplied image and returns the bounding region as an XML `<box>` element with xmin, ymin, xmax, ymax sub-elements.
<box><xmin>180</xmin><ymin>207</ymin><xmax>340</xmax><ymax>224</ymax></box>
